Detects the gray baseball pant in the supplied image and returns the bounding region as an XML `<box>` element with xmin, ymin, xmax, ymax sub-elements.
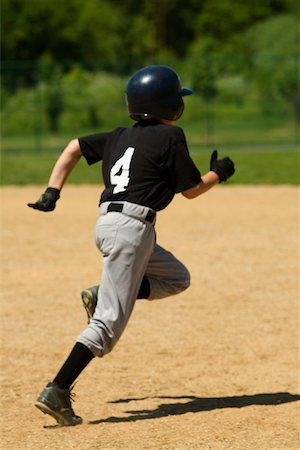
<box><xmin>77</xmin><ymin>202</ymin><xmax>190</xmax><ymax>357</ymax></box>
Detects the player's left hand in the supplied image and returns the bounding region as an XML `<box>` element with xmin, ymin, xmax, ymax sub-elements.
<box><xmin>210</xmin><ymin>150</ymin><xmax>235</xmax><ymax>183</ymax></box>
<box><xmin>27</xmin><ymin>187</ymin><xmax>60</xmax><ymax>212</ymax></box>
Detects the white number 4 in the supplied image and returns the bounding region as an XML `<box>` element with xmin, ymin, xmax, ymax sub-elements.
<box><xmin>110</xmin><ymin>147</ymin><xmax>135</xmax><ymax>194</ymax></box>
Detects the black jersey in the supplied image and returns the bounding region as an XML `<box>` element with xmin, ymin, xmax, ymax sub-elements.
<box><xmin>79</xmin><ymin>120</ymin><xmax>201</xmax><ymax>211</ymax></box>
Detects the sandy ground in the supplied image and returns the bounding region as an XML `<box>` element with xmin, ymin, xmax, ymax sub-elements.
<box><xmin>1</xmin><ymin>185</ymin><xmax>299</xmax><ymax>450</ymax></box>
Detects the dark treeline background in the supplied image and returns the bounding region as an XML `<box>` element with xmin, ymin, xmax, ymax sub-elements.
<box><xmin>2</xmin><ymin>0</ymin><xmax>298</xmax><ymax>69</ymax></box>
<box><xmin>1</xmin><ymin>0</ymin><xmax>300</xmax><ymax>150</ymax></box>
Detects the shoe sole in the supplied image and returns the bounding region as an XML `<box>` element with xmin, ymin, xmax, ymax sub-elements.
<box><xmin>35</xmin><ymin>401</ymin><xmax>82</xmax><ymax>427</ymax></box>
<box><xmin>81</xmin><ymin>289</ymin><xmax>96</xmax><ymax>323</ymax></box>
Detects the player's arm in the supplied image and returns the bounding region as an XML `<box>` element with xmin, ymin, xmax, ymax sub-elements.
<box><xmin>182</xmin><ymin>171</ymin><xmax>219</xmax><ymax>199</ymax></box>
<box><xmin>27</xmin><ymin>139</ymin><xmax>82</xmax><ymax>212</ymax></box>
<box><xmin>47</xmin><ymin>139</ymin><xmax>82</xmax><ymax>190</ymax></box>
<box><xmin>182</xmin><ymin>150</ymin><xmax>235</xmax><ymax>199</ymax></box>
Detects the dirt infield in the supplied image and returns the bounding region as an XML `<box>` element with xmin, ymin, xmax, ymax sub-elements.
<box><xmin>1</xmin><ymin>185</ymin><xmax>299</xmax><ymax>450</ymax></box>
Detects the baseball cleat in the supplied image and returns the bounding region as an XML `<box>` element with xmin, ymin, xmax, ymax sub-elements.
<box><xmin>81</xmin><ymin>286</ymin><xmax>98</xmax><ymax>323</ymax></box>
<box><xmin>35</xmin><ymin>382</ymin><xmax>82</xmax><ymax>426</ymax></box>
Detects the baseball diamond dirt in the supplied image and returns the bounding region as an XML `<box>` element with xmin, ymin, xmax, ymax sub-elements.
<box><xmin>1</xmin><ymin>185</ymin><xmax>299</xmax><ymax>450</ymax></box>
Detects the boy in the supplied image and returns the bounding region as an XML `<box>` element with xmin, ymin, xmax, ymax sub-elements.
<box><xmin>28</xmin><ymin>65</ymin><xmax>235</xmax><ymax>426</ymax></box>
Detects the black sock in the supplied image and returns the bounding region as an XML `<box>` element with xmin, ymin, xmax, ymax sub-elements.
<box><xmin>53</xmin><ymin>342</ymin><xmax>94</xmax><ymax>389</ymax></box>
<box><xmin>137</xmin><ymin>276</ymin><xmax>150</xmax><ymax>299</ymax></box>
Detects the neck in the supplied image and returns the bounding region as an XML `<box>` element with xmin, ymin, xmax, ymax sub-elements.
<box><xmin>159</xmin><ymin>119</ymin><xmax>175</xmax><ymax>125</ymax></box>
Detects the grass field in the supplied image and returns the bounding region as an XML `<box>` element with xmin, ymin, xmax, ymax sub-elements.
<box><xmin>2</xmin><ymin>100</ymin><xmax>299</xmax><ymax>186</ymax></box>
<box><xmin>1</xmin><ymin>148</ymin><xmax>299</xmax><ymax>185</ymax></box>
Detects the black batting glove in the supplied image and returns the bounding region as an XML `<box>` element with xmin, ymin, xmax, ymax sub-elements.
<box><xmin>210</xmin><ymin>150</ymin><xmax>235</xmax><ymax>183</ymax></box>
<box><xmin>27</xmin><ymin>187</ymin><xmax>60</xmax><ymax>212</ymax></box>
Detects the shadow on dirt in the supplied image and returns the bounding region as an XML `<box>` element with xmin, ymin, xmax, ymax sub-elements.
<box><xmin>89</xmin><ymin>392</ymin><xmax>300</xmax><ymax>424</ymax></box>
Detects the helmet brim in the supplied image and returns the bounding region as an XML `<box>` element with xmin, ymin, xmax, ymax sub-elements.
<box><xmin>181</xmin><ymin>87</ymin><xmax>193</xmax><ymax>96</ymax></box>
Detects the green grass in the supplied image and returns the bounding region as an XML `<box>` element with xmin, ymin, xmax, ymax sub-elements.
<box><xmin>1</xmin><ymin>149</ymin><xmax>299</xmax><ymax>185</ymax></box>
<box><xmin>2</xmin><ymin>101</ymin><xmax>299</xmax><ymax>186</ymax></box>
<box><xmin>1</xmin><ymin>154</ymin><xmax>101</xmax><ymax>185</ymax></box>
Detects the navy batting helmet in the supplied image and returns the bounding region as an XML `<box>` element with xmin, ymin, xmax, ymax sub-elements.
<box><xmin>125</xmin><ymin>65</ymin><xmax>193</xmax><ymax>121</ymax></box>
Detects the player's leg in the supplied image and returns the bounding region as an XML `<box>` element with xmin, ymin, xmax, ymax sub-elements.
<box><xmin>144</xmin><ymin>243</ymin><xmax>190</xmax><ymax>300</ymax></box>
<box><xmin>35</xmin><ymin>213</ymin><xmax>155</xmax><ymax>425</ymax></box>
<box><xmin>77</xmin><ymin>212</ymin><xmax>155</xmax><ymax>356</ymax></box>
<box><xmin>81</xmin><ymin>243</ymin><xmax>189</xmax><ymax>319</ymax></box>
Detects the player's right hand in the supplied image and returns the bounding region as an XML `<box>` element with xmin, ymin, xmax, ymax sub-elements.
<box><xmin>27</xmin><ymin>187</ymin><xmax>60</xmax><ymax>212</ymax></box>
<box><xmin>210</xmin><ymin>150</ymin><xmax>235</xmax><ymax>183</ymax></box>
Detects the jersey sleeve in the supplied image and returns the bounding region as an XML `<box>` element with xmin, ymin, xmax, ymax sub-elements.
<box><xmin>78</xmin><ymin>130</ymin><xmax>116</xmax><ymax>165</ymax></box>
<box><xmin>165</xmin><ymin>128</ymin><xmax>202</xmax><ymax>193</ymax></box>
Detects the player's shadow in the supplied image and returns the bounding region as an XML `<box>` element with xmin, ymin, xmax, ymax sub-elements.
<box><xmin>89</xmin><ymin>392</ymin><xmax>300</xmax><ymax>425</ymax></box>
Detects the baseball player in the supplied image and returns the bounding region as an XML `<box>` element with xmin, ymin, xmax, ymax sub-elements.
<box><xmin>28</xmin><ymin>65</ymin><xmax>235</xmax><ymax>426</ymax></box>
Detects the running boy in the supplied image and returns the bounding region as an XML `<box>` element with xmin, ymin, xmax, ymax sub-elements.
<box><xmin>28</xmin><ymin>65</ymin><xmax>235</xmax><ymax>426</ymax></box>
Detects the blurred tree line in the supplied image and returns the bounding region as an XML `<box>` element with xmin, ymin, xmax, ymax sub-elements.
<box><xmin>1</xmin><ymin>0</ymin><xmax>300</xmax><ymax>137</ymax></box>
<box><xmin>2</xmin><ymin>0</ymin><xmax>298</xmax><ymax>67</ymax></box>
